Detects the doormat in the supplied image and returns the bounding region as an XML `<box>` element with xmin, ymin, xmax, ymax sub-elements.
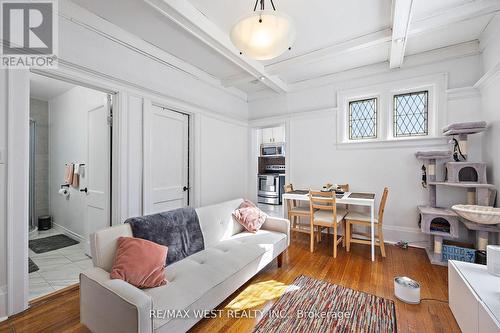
<box><xmin>28</xmin><ymin>258</ymin><xmax>39</xmax><ymax>273</ymax></box>
<box><xmin>253</xmin><ymin>275</ymin><xmax>397</xmax><ymax>333</ymax></box>
<box><xmin>29</xmin><ymin>234</ymin><xmax>79</xmax><ymax>254</ymax></box>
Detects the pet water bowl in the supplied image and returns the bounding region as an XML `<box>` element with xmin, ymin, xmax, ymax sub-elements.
<box><xmin>394</xmin><ymin>276</ymin><xmax>420</xmax><ymax>304</ymax></box>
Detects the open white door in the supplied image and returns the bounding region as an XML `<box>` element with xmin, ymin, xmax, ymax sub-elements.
<box><xmin>144</xmin><ymin>103</ymin><xmax>189</xmax><ymax>214</ymax></box>
<box><xmin>84</xmin><ymin>95</ymin><xmax>111</xmax><ymax>254</ymax></box>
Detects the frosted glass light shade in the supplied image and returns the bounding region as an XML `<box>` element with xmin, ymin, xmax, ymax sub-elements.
<box><xmin>230</xmin><ymin>10</ymin><xmax>296</xmax><ymax>60</ymax></box>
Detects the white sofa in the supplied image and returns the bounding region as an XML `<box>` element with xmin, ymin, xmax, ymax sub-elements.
<box><xmin>80</xmin><ymin>199</ymin><xmax>290</xmax><ymax>333</ymax></box>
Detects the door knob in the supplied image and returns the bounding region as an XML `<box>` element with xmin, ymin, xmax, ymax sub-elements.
<box><xmin>183</xmin><ymin>186</ymin><xmax>189</xmax><ymax>192</ymax></box>
<box><xmin>80</xmin><ymin>187</ymin><xmax>88</xmax><ymax>194</ymax></box>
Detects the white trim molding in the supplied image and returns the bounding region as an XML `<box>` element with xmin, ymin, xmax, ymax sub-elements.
<box><xmin>0</xmin><ymin>285</ymin><xmax>6</xmax><ymax>321</ymax></box>
<box><xmin>474</xmin><ymin>60</ymin><xmax>500</xmax><ymax>89</ymax></box>
<box><xmin>6</xmin><ymin>69</ymin><xmax>30</xmax><ymax>316</ymax></box>
<box><xmin>446</xmin><ymin>86</ymin><xmax>481</xmax><ymax>101</ymax></box>
<box><xmin>53</xmin><ymin>223</ymin><xmax>86</xmax><ymax>244</ymax></box>
<box><xmin>336</xmin><ymin>73</ymin><xmax>448</xmax><ymax>146</ymax></box>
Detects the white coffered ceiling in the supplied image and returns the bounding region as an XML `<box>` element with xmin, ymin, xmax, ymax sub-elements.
<box><xmin>69</xmin><ymin>0</ymin><xmax>500</xmax><ymax>98</ymax></box>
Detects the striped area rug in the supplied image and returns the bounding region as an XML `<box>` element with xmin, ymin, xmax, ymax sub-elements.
<box><xmin>253</xmin><ymin>275</ymin><xmax>397</xmax><ymax>333</ymax></box>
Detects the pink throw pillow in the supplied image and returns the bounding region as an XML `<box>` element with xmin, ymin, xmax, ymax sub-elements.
<box><xmin>110</xmin><ymin>237</ymin><xmax>168</xmax><ymax>289</ymax></box>
<box><xmin>240</xmin><ymin>199</ymin><xmax>256</xmax><ymax>208</ymax></box>
<box><xmin>233</xmin><ymin>201</ymin><xmax>267</xmax><ymax>233</ymax></box>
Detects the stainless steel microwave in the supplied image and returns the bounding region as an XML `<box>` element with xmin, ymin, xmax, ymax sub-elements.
<box><xmin>260</xmin><ymin>143</ymin><xmax>285</xmax><ymax>157</ymax></box>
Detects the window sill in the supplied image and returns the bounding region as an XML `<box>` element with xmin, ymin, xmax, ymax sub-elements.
<box><xmin>336</xmin><ymin>136</ymin><xmax>448</xmax><ymax>149</ymax></box>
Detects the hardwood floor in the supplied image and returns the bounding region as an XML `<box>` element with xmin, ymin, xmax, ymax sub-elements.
<box><xmin>0</xmin><ymin>232</ymin><xmax>460</xmax><ymax>333</ymax></box>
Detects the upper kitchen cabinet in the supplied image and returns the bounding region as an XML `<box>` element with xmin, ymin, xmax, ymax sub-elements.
<box><xmin>261</xmin><ymin>126</ymin><xmax>285</xmax><ymax>144</ymax></box>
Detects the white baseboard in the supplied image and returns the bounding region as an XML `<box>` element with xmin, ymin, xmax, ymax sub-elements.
<box><xmin>0</xmin><ymin>285</ymin><xmax>7</xmax><ymax>321</ymax></box>
<box><xmin>53</xmin><ymin>223</ymin><xmax>86</xmax><ymax>243</ymax></box>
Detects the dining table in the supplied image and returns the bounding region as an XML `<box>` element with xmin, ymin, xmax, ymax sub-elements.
<box><xmin>282</xmin><ymin>190</ymin><xmax>377</xmax><ymax>261</ymax></box>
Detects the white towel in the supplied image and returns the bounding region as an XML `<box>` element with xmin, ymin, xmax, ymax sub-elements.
<box><xmin>72</xmin><ymin>163</ymin><xmax>80</xmax><ymax>188</ymax></box>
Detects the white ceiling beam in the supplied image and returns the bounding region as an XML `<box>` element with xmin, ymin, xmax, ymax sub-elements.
<box><xmin>389</xmin><ymin>0</ymin><xmax>415</xmax><ymax>69</ymax></box>
<box><xmin>144</xmin><ymin>0</ymin><xmax>288</xmax><ymax>93</ymax></box>
<box><xmin>410</xmin><ymin>0</ymin><xmax>500</xmax><ymax>35</ymax></box>
<box><xmin>265</xmin><ymin>29</ymin><xmax>393</xmax><ymax>74</ymax></box>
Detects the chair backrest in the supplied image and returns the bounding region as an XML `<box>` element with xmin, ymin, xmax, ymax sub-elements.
<box><xmin>309</xmin><ymin>190</ymin><xmax>338</xmax><ymax>223</ymax></box>
<box><xmin>378</xmin><ymin>187</ymin><xmax>389</xmax><ymax>224</ymax></box>
<box><xmin>338</xmin><ymin>184</ymin><xmax>349</xmax><ymax>192</ymax></box>
<box><xmin>284</xmin><ymin>183</ymin><xmax>296</xmax><ymax>210</ymax></box>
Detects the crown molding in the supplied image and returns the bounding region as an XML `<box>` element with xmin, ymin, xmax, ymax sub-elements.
<box><xmin>474</xmin><ymin>60</ymin><xmax>500</xmax><ymax>89</ymax></box>
<box><xmin>446</xmin><ymin>86</ymin><xmax>481</xmax><ymax>101</ymax></box>
<box><xmin>145</xmin><ymin>0</ymin><xmax>288</xmax><ymax>93</ymax></box>
<box><xmin>58</xmin><ymin>0</ymin><xmax>248</xmax><ymax>101</ymax></box>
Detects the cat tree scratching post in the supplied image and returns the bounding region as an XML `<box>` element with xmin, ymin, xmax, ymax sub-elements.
<box><xmin>415</xmin><ymin>151</ymin><xmax>457</xmax><ymax>264</ymax></box>
<box><xmin>417</xmin><ymin>121</ymin><xmax>498</xmax><ymax>265</ymax></box>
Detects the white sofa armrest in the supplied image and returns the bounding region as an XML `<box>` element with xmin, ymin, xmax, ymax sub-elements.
<box><xmin>262</xmin><ymin>216</ymin><xmax>291</xmax><ymax>246</ymax></box>
<box><xmin>80</xmin><ymin>267</ymin><xmax>153</xmax><ymax>333</ymax></box>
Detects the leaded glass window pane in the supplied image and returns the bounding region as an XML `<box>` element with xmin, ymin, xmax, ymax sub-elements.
<box><xmin>393</xmin><ymin>91</ymin><xmax>428</xmax><ymax>137</ymax></box>
<box><xmin>349</xmin><ymin>98</ymin><xmax>377</xmax><ymax>140</ymax></box>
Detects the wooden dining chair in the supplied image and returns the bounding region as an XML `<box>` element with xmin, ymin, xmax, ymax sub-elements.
<box><xmin>345</xmin><ymin>187</ymin><xmax>389</xmax><ymax>257</ymax></box>
<box><xmin>309</xmin><ymin>190</ymin><xmax>348</xmax><ymax>258</ymax></box>
<box><xmin>285</xmin><ymin>184</ymin><xmax>311</xmax><ymax>232</ymax></box>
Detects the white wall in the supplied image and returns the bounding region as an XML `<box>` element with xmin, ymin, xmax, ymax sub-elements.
<box><xmin>249</xmin><ymin>54</ymin><xmax>484</xmax><ymax>244</ymax></box>
<box><xmin>197</xmin><ymin>115</ymin><xmax>249</xmax><ymax>206</ymax></box>
<box><xmin>480</xmin><ymin>14</ymin><xmax>500</xmax><ymax>196</ymax></box>
<box><xmin>48</xmin><ymin>86</ymin><xmax>107</xmax><ymax>238</ymax></box>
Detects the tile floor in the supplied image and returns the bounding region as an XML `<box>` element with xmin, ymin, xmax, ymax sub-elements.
<box><xmin>29</xmin><ymin>229</ymin><xmax>92</xmax><ymax>300</ymax></box>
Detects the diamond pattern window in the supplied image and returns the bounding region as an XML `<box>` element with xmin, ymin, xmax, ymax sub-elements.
<box><xmin>349</xmin><ymin>98</ymin><xmax>377</xmax><ymax>140</ymax></box>
<box><xmin>393</xmin><ymin>91</ymin><xmax>429</xmax><ymax>137</ymax></box>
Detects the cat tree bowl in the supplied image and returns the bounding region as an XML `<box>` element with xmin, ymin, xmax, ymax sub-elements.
<box><xmin>452</xmin><ymin>205</ymin><xmax>500</xmax><ymax>225</ymax></box>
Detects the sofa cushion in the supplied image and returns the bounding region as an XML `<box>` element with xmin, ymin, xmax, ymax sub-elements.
<box><xmin>232</xmin><ymin>205</ymin><xmax>267</xmax><ymax>233</ymax></box>
<box><xmin>195</xmin><ymin>199</ymin><xmax>244</xmax><ymax>247</ymax></box>
<box><xmin>144</xmin><ymin>230</ymin><xmax>286</xmax><ymax>330</ymax></box>
<box><xmin>110</xmin><ymin>237</ymin><xmax>168</xmax><ymax>289</ymax></box>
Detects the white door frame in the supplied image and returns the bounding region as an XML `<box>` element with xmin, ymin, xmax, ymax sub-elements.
<box><xmin>142</xmin><ymin>100</ymin><xmax>193</xmax><ymax>213</ymax></box>
<box><xmin>5</xmin><ymin>67</ymin><xmax>120</xmax><ymax>316</ymax></box>
<box><xmin>6</xmin><ymin>69</ymin><xmax>30</xmax><ymax>316</ymax></box>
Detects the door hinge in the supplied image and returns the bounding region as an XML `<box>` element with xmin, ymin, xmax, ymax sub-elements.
<box><xmin>107</xmin><ymin>114</ymin><xmax>113</xmax><ymax>127</ymax></box>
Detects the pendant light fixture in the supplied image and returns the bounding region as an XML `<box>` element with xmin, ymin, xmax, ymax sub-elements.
<box><xmin>230</xmin><ymin>0</ymin><xmax>296</xmax><ymax>61</ymax></box>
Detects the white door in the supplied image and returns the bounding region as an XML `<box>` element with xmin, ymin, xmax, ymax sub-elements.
<box><xmin>144</xmin><ymin>104</ymin><xmax>189</xmax><ymax>214</ymax></box>
<box><xmin>85</xmin><ymin>96</ymin><xmax>111</xmax><ymax>254</ymax></box>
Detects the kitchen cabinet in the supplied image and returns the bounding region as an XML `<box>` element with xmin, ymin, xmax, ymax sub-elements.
<box><xmin>262</xmin><ymin>126</ymin><xmax>285</xmax><ymax>144</ymax></box>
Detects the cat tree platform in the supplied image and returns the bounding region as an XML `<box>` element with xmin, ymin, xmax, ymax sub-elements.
<box><xmin>445</xmin><ymin>162</ymin><xmax>487</xmax><ymax>183</ymax></box>
<box><xmin>418</xmin><ymin>205</ymin><xmax>460</xmax><ymax>238</ymax></box>
<box><xmin>442</xmin><ymin>121</ymin><xmax>487</xmax><ymax>136</ymax></box>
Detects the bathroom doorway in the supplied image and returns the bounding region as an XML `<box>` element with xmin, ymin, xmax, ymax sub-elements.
<box><xmin>28</xmin><ymin>73</ymin><xmax>113</xmax><ymax>300</ymax></box>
